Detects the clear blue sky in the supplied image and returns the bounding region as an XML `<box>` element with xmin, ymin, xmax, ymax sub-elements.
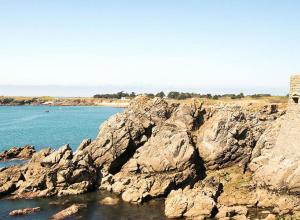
<box><xmin>0</xmin><ymin>0</ymin><xmax>299</xmax><ymax>96</ymax></box>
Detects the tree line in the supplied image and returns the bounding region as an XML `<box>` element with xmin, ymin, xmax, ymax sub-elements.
<box><xmin>93</xmin><ymin>91</ymin><xmax>273</xmax><ymax>100</ymax></box>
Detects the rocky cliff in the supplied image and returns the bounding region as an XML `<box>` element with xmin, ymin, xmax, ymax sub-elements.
<box><xmin>1</xmin><ymin>96</ymin><xmax>300</xmax><ymax>219</ymax></box>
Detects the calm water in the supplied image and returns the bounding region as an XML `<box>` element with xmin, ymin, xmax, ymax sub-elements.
<box><xmin>0</xmin><ymin>106</ymin><xmax>123</xmax><ymax>152</ymax></box>
<box><xmin>0</xmin><ymin>191</ymin><xmax>166</xmax><ymax>220</ymax></box>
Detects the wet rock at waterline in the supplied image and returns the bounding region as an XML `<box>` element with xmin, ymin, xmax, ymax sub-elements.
<box><xmin>0</xmin><ymin>145</ymin><xmax>36</xmax><ymax>161</ymax></box>
<box><xmin>9</xmin><ymin>207</ymin><xmax>41</xmax><ymax>216</ymax></box>
<box><xmin>51</xmin><ymin>204</ymin><xmax>87</xmax><ymax>220</ymax></box>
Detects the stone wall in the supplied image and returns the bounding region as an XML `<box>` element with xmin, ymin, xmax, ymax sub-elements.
<box><xmin>289</xmin><ymin>74</ymin><xmax>300</xmax><ymax>107</ymax></box>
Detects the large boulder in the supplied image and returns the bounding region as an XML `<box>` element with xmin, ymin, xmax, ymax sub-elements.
<box><xmin>165</xmin><ymin>177</ymin><xmax>222</xmax><ymax>219</ymax></box>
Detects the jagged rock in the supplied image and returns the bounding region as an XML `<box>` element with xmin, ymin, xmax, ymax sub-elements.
<box><xmin>165</xmin><ymin>177</ymin><xmax>221</xmax><ymax>219</ymax></box>
<box><xmin>95</xmin><ymin>97</ymin><xmax>205</xmax><ymax>203</ymax></box>
<box><xmin>9</xmin><ymin>207</ymin><xmax>41</xmax><ymax>216</ymax></box>
<box><xmin>85</xmin><ymin>96</ymin><xmax>172</xmax><ymax>175</ymax></box>
<box><xmin>76</xmin><ymin>139</ymin><xmax>91</xmax><ymax>152</ymax></box>
<box><xmin>196</xmin><ymin>105</ymin><xmax>280</xmax><ymax>170</ymax></box>
<box><xmin>51</xmin><ymin>204</ymin><xmax>87</xmax><ymax>220</ymax></box>
<box><xmin>0</xmin><ymin>143</ymin><xmax>96</xmax><ymax>199</ymax></box>
<box><xmin>41</xmin><ymin>144</ymin><xmax>72</xmax><ymax>167</ymax></box>
<box><xmin>0</xmin><ymin>145</ymin><xmax>35</xmax><ymax>161</ymax></box>
<box><xmin>0</xmin><ymin>165</ymin><xmax>23</xmax><ymax>197</ymax></box>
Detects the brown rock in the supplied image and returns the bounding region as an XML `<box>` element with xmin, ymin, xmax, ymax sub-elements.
<box><xmin>2</xmin><ymin>143</ymin><xmax>97</xmax><ymax>199</ymax></box>
<box><xmin>216</xmin><ymin>206</ymin><xmax>248</xmax><ymax>218</ymax></box>
<box><xmin>165</xmin><ymin>177</ymin><xmax>221</xmax><ymax>219</ymax></box>
<box><xmin>51</xmin><ymin>204</ymin><xmax>86</xmax><ymax>220</ymax></box>
<box><xmin>263</xmin><ymin>214</ymin><xmax>276</xmax><ymax>220</ymax></box>
<box><xmin>9</xmin><ymin>207</ymin><xmax>41</xmax><ymax>216</ymax></box>
<box><xmin>0</xmin><ymin>145</ymin><xmax>35</xmax><ymax>161</ymax></box>
<box><xmin>196</xmin><ymin>105</ymin><xmax>280</xmax><ymax>170</ymax></box>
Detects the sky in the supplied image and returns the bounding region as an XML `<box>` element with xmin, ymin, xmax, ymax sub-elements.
<box><xmin>0</xmin><ymin>0</ymin><xmax>299</xmax><ymax>96</ymax></box>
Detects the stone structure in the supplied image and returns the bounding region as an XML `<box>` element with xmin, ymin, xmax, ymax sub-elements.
<box><xmin>275</xmin><ymin>74</ymin><xmax>300</xmax><ymax>153</ymax></box>
<box><xmin>289</xmin><ymin>74</ymin><xmax>300</xmax><ymax>107</ymax></box>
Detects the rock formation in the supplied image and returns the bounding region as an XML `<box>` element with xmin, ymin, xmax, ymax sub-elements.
<box><xmin>51</xmin><ymin>204</ymin><xmax>87</xmax><ymax>220</ymax></box>
<box><xmin>0</xmin><ymin>145</ymin><xmax>35</xmax><ymax>161</ymax></box>
<box><xmin>9</xmin><ymin>207</ymin><xmax>41</xmax><ymax>216</ymax></box>
<box><xmin>250</xmin><ymin>75</ymin><xmax>300</xmax><ymax>193</ymax></box>
<box><xmin>1</xmin><ymin>75</ymin><xmax>300</xmax><ymax>219</ymax></box>
<box><xmin>0</xmin><ymin>141</ymin><xmax>96</xmax><ymax>198</ymax></box>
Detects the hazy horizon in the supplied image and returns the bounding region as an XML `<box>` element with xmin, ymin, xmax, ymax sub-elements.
<box><xmin>0</xmin><ymin>84</ymin><xmax>288</xmax><ymax>97</ymax></box>
<box><xmin>1</xmin><ymin>1</ymin><xmax>299</xmax><ymax>95</ymax></box>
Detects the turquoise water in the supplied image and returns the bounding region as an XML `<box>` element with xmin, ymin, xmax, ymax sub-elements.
<box><xmin>0</xmin><ymin>106</ymin><xmax>123</xmax><ymax>152</ymax></box>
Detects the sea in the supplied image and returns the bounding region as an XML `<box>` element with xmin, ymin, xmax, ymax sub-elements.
<box><xmin>0</xmin><ymin>106</ymin><xmax>166</xmax><ymax>220</ymax></box>
<box><xmin>0</xmin><ymin>106</ymin><xmax>123</xmax><ymax>152</ymax></box>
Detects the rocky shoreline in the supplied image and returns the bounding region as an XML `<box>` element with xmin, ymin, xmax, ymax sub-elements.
<box><xmin>1</xmin><ymin>96</ymin><xmax>299</xmax><ymax>219</ymax></box>
<box><xmin>0</xmin><ymin>97</ymin><xmax>129</xmax><ymax>108</ymax></box>
<box><xmin>0</xmin><ymin>146</ymin><xmax>35</xmax><ymax>162</ymax></box>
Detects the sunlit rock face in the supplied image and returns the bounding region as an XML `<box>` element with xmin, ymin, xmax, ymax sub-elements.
<box><xmin>251</xmin><ymin>75</ymin><xmax>300</xmax><ymax>193</ymax></box>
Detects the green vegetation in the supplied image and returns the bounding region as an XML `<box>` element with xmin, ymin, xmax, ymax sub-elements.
<box><xmin>93</xmin><ymin>91</ymin><xmax>136</xmax><ymax>99</ymax></box>
<box><xmin>166</xmin><ymin>92</ymin><xmax>245</xmax><ymax>100</ymax></box>
<box><xmin>0</xmin><ymin>96</ymin><xmax>55</xmax><ymax>105</ymax></box>
<box><xmin>155</xmin><ymin>91</ymin><xmax>165</xmax><ymax>98</ymax></box>
<box><xmin>92</xmin><ymin>91</ymin><xmax>287</xmax><ymax>103</ymax></box>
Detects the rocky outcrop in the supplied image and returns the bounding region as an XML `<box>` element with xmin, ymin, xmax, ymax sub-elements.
<box><xmin>0</xmin><ymin>146</ymin><xmax>35</xmax><ymax>161</ymax></box>
<box><xmin>0</xmin><ymin>140</ymin><xmax>96</xmax><ymax>199</ymax></box>
<box><xmin>1</xmin><ymin>96</ymin><xmax>299</xmax><ymax>219</ymax></box>
<box><xmin>196</xmin><ymin>104</ymin><xmax>280</xmax><ymax>170</ymax></box>
<box><xmin>165</xmin><ymin>177</ymin><xmax>221</xmax><ymax>219</ymax></box>
<box><xmin>51</xmin><ymin>204</ymin><xmax>87</xmax><ymax>220</ymax></box>
<box><xmin>88</xmin><ymin>97</ymin><xmax>206</xmax><ymax>203</ymax></box>
<box><xmin>250</xmin><ymin>112</ymin><xmax>300</xmax><ymax>194</ymax></box>
<box><xmin>9</xmin><ymin>207</ymin><xmax>41</xmax><ymax>216</ymax></box>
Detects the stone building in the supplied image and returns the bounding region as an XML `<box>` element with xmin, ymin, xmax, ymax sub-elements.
<box><xmin>289</xmin><ymin>74</ymin><xmax>300</xmax><ymax>107</ymax></box>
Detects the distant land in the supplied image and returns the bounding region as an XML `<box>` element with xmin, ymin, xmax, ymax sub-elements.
<box><xmin>0</xmin><ymin>93</ymin><xmax>288</xmax><ymax>108</ymax></box>
<box><xmin>0</xmin><ymin>84</ymin><xmax>288</xmax><ymax>97</ymax></box>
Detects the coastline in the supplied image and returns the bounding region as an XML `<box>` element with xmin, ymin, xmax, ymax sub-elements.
<box><xmin>0</xmin><ymin>96</ymin><xmax>298</xmax><ymax>219</ymax></box>
<box><xmin>0</xmin><ymin>95</ymin><xmax>288</xmax><ymax>109</ymax></box>
<box><xmin>0</xmin><ymin>97</ymin><xmax>130</xmax><ymax>108</ymax></box>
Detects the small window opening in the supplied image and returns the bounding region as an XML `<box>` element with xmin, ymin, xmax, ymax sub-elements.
<box><xmin>293</xmin><ymin>97</ymin><xmax>299</xmax><ymax>104</ymax></box>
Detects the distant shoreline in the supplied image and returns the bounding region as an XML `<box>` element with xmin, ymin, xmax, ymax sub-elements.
<box><xmin>0</xmin><ymin>96</ymin><xmax>130</xmax><ymax>108</ymax></box>
<box><xmin>0</xmin><ymin>95</ymin><xmax>288</xmax><ymax>109</ymax></box>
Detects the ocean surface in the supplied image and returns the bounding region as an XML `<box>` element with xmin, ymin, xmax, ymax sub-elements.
<box><xmin>0</xmin><ymin>106</ymin><xmax>123</xmax><ymax>152</ymax></box>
